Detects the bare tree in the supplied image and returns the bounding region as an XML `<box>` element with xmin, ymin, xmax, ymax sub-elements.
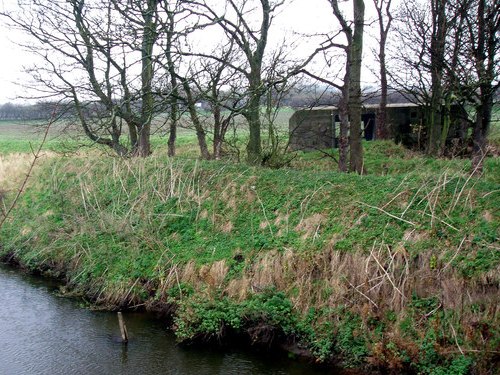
<box><xmin>157</xmin><ymin>0</ymin><xmax>187</xmax><ymax>158</ymax></box>
<box><xmin>373</xmin><ymin>0</ymin><xmax>393</xmax><ymax>140</ymax></box>
<box><xmin>426</xmin><ymin>0</ymin><xmax>449</xmax><ymax>155</ymax></box>
<box><xmin>390</xmin><ymin>0</ymin><xmax>498</xmax><ymax>166</ymax></box>
<box><xmin>328</xmin><ymin>0</ymin><xmax>365</xmax><ymax>173</ymax></box>
<box><xmin>390</xmin><ymin>0</ymin><xmax>474</xmax><ymax>155</ymax></box>
<box><xmin>292</xmin><ymin>1</ymin><xmax>366</xmax><ymax>173</ymax></box>
<box><xmin>394</xmin><ymin>0</ymin><xmax>450</xmax><ymax>155</ymax></box>
<box><xmin>466</xmin><ymin>0</ymin><xmax>499</xmax><ymax>173</ymax></box>
<box><xmin>184</xmin><ymin>0</ymin><xmax>284</xmax><ymax>164</ymax></box>
<box><xmin>112</xmin><ymin>0</ymin><xmax>162</xmax><ymax>156</ymax></box>
<box><xmin>195</xmin><ymin>44</ymin><xmax>244</xmax><ymax>160</ymax></box>
<box><xmin>177</xmin><ymin>70</ymin><xmax>212</xmax><ymax>159</ymax></box>
<box><xmin>1</xmin><ymin>0</ymin><xmax>162</xmax><ymax>157</ymax></box>
<box><xmin>349</xmin><ymin>0</ymin><xmax>365</xmax><ymax>173</ymax></box>
<box><xmin>156</xmin><ymin>5</ymin><xmax>235</xmax><ymax>161</ymax></box>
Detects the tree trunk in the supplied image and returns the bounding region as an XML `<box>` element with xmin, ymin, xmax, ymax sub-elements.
<box><xmin>427</xmin><ymin>0</ymin><xmax>447</xmax><ymax>156</ymax></box>
<box><xmin>128</xmin><ymin>121</ymin><xmax>138</xmax><ymax>153</ymax></box>
<box><xmin>470</xmin><ymin>0</ymin><xmax>496</xmax><ymax>175</ymax></box>
<box><xmin>349</xmin><ymin>0</ymin><xmax>365</xmax><ymax>174</ymax></box>
<box><xmin>427</xmin><ymin>81</ymin><xmax>443</xmax><ymax>155</ymax></box>
<box><xmin>136</xmin><ymin>0</ymin><xmax>158</xmax><ymax>157</ymax></box>
<box><xmin>376</xmin><ymin>72</ymin><xmax>389</xmax><ymax>140</ymax></box>
<box><xmin>376</xmin><ymin>30</ymin><xmax>390</xmax><ymax>139</ymax></box>
<box><xmin>168</xmin><ymin>102</ymin><xmax>177</xmax><ymax>158</ymax></box>
<box><xmin>338</xmin><ymin>98</ymin><xmax>350</xmax><ymax>173</ymax></box>
<box><xmin>167</xmin><ymin>74</ymin><xmax>178</xmax><ymax>158</ymax></box>
<box><xmin>374</xmin><ymin>0</ymin><xmax>392</xmax><ymax>140</ymax></box>
<box><xmin>181</xmin><ymin>78</ymin><xmax>211</xmax><ymax>160</ymax></box>
<box><xmin>213</xmin><ymin>103</ymin><xmax>223</xmax><ymax>160</ymax></box>
<box><xmin>329</xmin><ymin>0</ymin><xmax>365</xmax><ymax>173</ymax></box>
<box><xmin>471</xmin><ymin>91</ymin><xmax>492</xmax><ymax>174</ymax></box>
<box><xmin>245</xmin><ymin>74</ymin><xmax>263</xmax><ymax>164</ymax></box>
<box><xmin>136</xmin><ymin>124</ymin><xmax>151</xmax><ymax>157</ymax></box>
<box><xmin>440</xmin><ymin>95</ymin><xmax>451</xmax><ymax>153</ymax></box>
<box><xmin>166</xmin><ymin>7</ymin><xmax>177</xmax><ymax>158</ymax></box>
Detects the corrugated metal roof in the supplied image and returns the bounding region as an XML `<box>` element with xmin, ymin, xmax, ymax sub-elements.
<box><xmin>297</xmin><ymin>103</ymin><xmax>420</xmax><ymax>111</ymax></box>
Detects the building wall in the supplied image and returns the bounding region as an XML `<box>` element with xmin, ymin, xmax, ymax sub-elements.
<box><xmin>289</xmin><ymin>105</ymin><xmax>425</xmax><ymax>151</ymax></box>
<box><xmin>289</xmin><ymin>109</ymin><xmax>335</xmax><ymax>151</ymax></box>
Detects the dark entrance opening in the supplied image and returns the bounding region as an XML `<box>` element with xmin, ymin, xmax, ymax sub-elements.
<box><xmin>362</xmin><ymin>113</ymin><xmax>376</xmax><ymax>140</ymax></box>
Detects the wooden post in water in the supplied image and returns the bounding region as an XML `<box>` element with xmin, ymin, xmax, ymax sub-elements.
<box><xmin>117</xmin><ymin>312</ymin><xmax>129</xmax><ymax>343</ymax></box>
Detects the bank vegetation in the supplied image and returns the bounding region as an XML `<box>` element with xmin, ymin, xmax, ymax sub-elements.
<box><xmin>0</xmin><ymin>141</ymin><xmax>498</xmax><ymax>374</ymax></box>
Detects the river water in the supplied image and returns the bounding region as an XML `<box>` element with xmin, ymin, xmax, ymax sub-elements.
<box><xmin>0</xmin><ymin>264</ymin><xmax>348</xmax><ymax>375</ymax></box>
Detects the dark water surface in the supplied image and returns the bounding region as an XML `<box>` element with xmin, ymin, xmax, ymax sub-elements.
<box><xmin>0</xmin><ymin>264</ymin><xmax>348</xmax><ymax>375</ymax></box>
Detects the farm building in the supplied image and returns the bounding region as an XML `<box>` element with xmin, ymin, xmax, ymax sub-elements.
<box><xmin>288</xmin><ymin>103</ymin><xmax>423</xmax><ymax>151</ymax></box>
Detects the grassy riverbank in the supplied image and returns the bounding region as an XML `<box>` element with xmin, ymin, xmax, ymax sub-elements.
<box><xmin>0</xmin><ymin>142</ymin><xmax>499</xmax><ymax>374</ymax></box>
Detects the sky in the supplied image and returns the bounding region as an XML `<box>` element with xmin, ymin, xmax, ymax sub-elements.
<box><xmin>0</xmin><ymin>22</ymin><xmax>28</xmax><ymax>103</ymax></box>
<box><xmin>0</xmin><ymin>0</ymin><xmax>384</xmax><ymax>104</ymax></box>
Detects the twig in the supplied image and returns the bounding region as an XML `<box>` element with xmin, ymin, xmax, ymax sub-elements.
<box><xmin>314</xmin><ymin>148</ymin><xmax>339</xmax><ymax>164</ymax></box>
<box><xmin>345</xmin><ymin>277</ymin><xmax>379</xmax><ymax>309</ymax></box>
<box><xmin>441</xmin><ymin>349</ymin><xmax>500</xmax><ymax>354</ymax></box>
<box><xmin>123</xmin><ymin>277</ymin><xmax>141</xmax><ymax>302</ymax></box>
<box><xmin>401</xmin><ymin>181</ymin><xmax>428</xmax><ymax>218</ymax></box>
<box><xmin>451</xmin><ymin>152</ymin><xmax>487</xmax><ymax>212</ymax></box>
<box><xmin>441</xmin><ymin>236</ymin><xmax>466</xmax><ymax>273</ymax></box>
<box><xmin>423</xmin><ymin>302</ymin><xmax>442</xmax><ymax>318</ymax></box>
<box><xmin>481</xmin><ymin>190</ymin><xmax>500</xmax><ymax>199</ymax></box>
<box><xmin>370</xmin><ymin>244</ymin><xmax>406</xmax><ymax>300</ymax></box>
<box><xmin>299</xmin><ymin>182</ymin><xmax>333</xmax><ymax>222</ymax></box>
<box><xmin>421</xmin><ymin>212</ymin><xmax>459</xmax><ymax>231</ymax></box>
<box><xmin>449</xmin><ymin>322</ymin><xmax>464</xmax><ymax>356</ymax></box>
<box><xmin>252</xmin><ymin>186</ymin><xmax>274</xmax><ymax>237</ymax></box>
<box><xmin>357</xmin><ymin>201</ymin><xmax>416</xmax><ymax>226</ymax></box>
<box><xmin>382</xmin><ymin>190</ymin><xmax>407</xmax><ymax>209</ymax></box>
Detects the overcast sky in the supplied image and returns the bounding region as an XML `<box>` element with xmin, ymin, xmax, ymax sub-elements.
<box><xmin>0</xmin><ymin>0</ymin><xmax>383</xmax><ymax>104</ymax></box>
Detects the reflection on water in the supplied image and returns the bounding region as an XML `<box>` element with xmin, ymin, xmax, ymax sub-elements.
<box><xmin>0</xmin><ymin>264</ymin><xmax>347</xmax><ymax>375</ymax></box>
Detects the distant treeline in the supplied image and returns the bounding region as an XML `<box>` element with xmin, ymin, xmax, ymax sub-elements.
<box><xmin>0</xmin><ymin>89</ymin><xmax>419</xmax><ymax>121</ymax></box>
<box><xmin>0</xmin><ymin>102</ymin><xmax>59</xmax><ymax>121</ymax></box>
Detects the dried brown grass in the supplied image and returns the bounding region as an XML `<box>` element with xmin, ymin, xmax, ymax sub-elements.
<box><xmin>294</xmin><ymin>213</ymin><xmax>325</xmax><ymax>240</ymax></box>
<box><xmin>167</xmin><ymin>237</ymin><xmax>498</xmax><ymax>321</ymax></box>
<box><xmin>0</xmin><ymin>152</ymin><xmax>54</xmax><ymax>188</ymax></box>
<box><xmin>226</xmin><ymin>277</ymin><xmax>251</xmax><ymax>301</ymax></box>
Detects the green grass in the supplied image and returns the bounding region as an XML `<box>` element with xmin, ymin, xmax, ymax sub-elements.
<box><xmin>2</xmin><ymin>149</ymin><xmax>497</xmax><ymax>269</ymax></box>
<box><xmin>292</xmin><ymin>141</ymin><xmax>499</xmax><ymax>183</ymax></box>
<box><xmin>0</xmin><ymin>118</ymin><xmax>94</xmax><ymax>154</ymax></box>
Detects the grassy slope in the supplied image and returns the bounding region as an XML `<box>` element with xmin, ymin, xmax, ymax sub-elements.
<box><xmin>0</xmin><ymin>139</ymin><xmax>499</xmax><ymax>373</ymax></box>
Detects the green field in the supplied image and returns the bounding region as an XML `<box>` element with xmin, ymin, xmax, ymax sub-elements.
<box><xmin>0</xmin><ymin>107</ymin><xmax>294</xmax><ymax>155</ymax></box>
<box><xmin>1</xmin><ymin>106</ymin><xmax>499</xmax><ymax>179</ymax></box>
